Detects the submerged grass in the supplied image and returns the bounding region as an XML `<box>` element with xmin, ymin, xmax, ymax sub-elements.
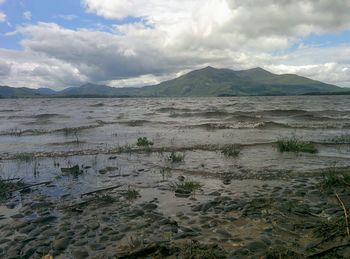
<box><xmin>319</xmin><ymin>167</ymin><xmax>350</xmax><ymax>192</ymax></box>
<box><xmin>167</xmin><ymin>152</ymin><xmax>185</xmax><ymax>163</ymax></box>
<box><xmin>221</xmin><ymin>146</ymin><xmax>240</xmax><ymax>157</ymax></box>
<box><xmin>330</xmin><ymin>134</ymin><xmax>350</xmax><ymax>144</ymax></box>
<box><xmin>15</xmin><ymin>152</ymin><xmax>34</xmax><ymax>162</ymax></box>
<box><xmin>0</xmin><ymin>177</ymin><xmax>25</xmax><ymax>203</ymax></box>
<box><xmin>277</xmin><ymin>136</ymin><xmax>317</xmax><ymax>153</ymax></box>
<box><xmin>170</xmin><ymin>180</ymin><xmax>202</xmax><ymax>195</ymax></box>
<box><xmin>136</xmin><ymin>137</ymin><xmax>154</xmax><ymax>147</ymax></box>
<box><xmin>126</xmin><ymin>186</ymin><xmax>141</xmax><ymax>202</ymax></box>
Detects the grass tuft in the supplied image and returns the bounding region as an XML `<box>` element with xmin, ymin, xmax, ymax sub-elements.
<box><xmin>126</xmin><ymin>186</ymin><xmax>141</xmax><ymax>201</ymax></box>
<box><xmin>277</xmin><ymin>136</ymin><xmax>317</xmax><ymax>153</ymax></box>
<box><xmin>319</xmin><ymin>167</ymin><xmax>350</xmax><ymax>192</ymax></box>
<box><xmin>15</xmin><ymin>153</ymin><xmax>34</xmax><ymax>162</ymax></box>
<box><xmin>221</xmin><ymin>146</ymin><xmax>240</xmax><ymax>157</ymax></box>
<box><xmin>167</xmin><ymin>152</ymin><xmax>185</xmax><ymax>163</ymax></box>
<box><xmin>136</xmin><ymin>137</ymin><xmax>154</xmax><ymax>147</ymax></box>
<box><xmin>330</xmin><ymin>134</ymin><xmax>350</xmax><ymax>144</ymax></box>
<box><xmin>170</xmin><ymin>180</ymin><xmax>202</xmax><ymax>195</ymax></box>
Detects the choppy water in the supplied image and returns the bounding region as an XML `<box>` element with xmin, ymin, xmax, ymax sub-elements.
<box><xmin>0</xmin><ymin>96</ymin><xmax>350</xmax><ymax>154</ymax></box>
<box><xmin>0</xmin><ymin>96</ymin><xmax>350</xmax><ymax>199</ymax></box>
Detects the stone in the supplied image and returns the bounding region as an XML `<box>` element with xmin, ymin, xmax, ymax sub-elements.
<box><xmin>72</xmin><ymin>250</ymin><xmax>89</xmax><ymax>259</ymax></box>
<box><xmin>246</xmin><ymin>241</ymin><xmax>267</xmax><ymax>253</ymax></box>
<box><xmin>90</xmin><ymin>243</ymin><xmax>105</xmax><ymax>251</ymax></box>
<box><xmin>53</xmin><ymin>238</ymin><xmax>70</xmax><ymax>251</ymax></box>
<box><xmin>216</xmin><ymin>228</ymin><xmax>232</xmax><ymax>238</ymax></box>
<box><xmin>142</xmin><ymin>203</ymin><xmax>158</xmax><ymax>211</ymax></box>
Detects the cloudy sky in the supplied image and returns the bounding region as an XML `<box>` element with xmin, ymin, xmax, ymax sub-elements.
<box><xmin>0</xmin><ymin>0</ymin><xmax>350</xmax><ymax>89</ymax></box>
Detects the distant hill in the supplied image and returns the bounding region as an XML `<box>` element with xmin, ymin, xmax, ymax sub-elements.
<box><xmin>136</xmin><ymin>66</ymin><xmax>344</xmax><ymax>96</ymax></box>
<box><xmin>0</xmin><ymin>67</ymin><xmax>347</xmax><ymax>98</ymax></box>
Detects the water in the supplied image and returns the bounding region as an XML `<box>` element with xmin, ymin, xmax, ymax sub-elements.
<box><xmin>1</xmin><ymin>96</ymin><xmax>350</xmax><ymax>257</ymax></box>
<box><xmin>0</xmin><ymin>95</ymin><xmax>349</xmax><ymax>199</ymax></box>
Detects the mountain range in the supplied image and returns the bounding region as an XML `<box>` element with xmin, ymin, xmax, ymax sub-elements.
<box><xmin>0</xmin><ymin>66</ymin><xmax>347</xmax><ymax>98</ymax></box>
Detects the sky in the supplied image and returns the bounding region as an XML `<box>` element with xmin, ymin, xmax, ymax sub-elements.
<box><xmin>0</xmin><ymin>0</ymin><xmax>350</xmax><ymax>89</ymax></box>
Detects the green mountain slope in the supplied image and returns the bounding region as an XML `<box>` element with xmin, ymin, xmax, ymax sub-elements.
<box><xmin>137</xmin><ymin>66</ymin><xmax>343</xmax><ymax>96</ymax></box>
<box><xmin>0</xmin><ymin>67</ymin><xmax>346</xmax><ymax>98</ymax></box>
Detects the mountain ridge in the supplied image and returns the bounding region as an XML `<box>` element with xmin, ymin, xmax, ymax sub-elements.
<box><xmin>0</xmin><ymin>67</ymin><xmax>347</xmax><ymax>98</ymax></box>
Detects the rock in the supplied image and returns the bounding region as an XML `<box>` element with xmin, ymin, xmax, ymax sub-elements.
<box><xmin>178</xmin><ymin>176</ymin><xmax>185</xmax><ymax>182</ymax></box>
<box><xmin>10</xmin><ymin>214</ymin><xmax>24</xmax><ymax>219</ymax></box>
<box><xmin>118</xmin><ymin>224</ymin><xmax>130</xmax><ymax>232</ymax></box>
<box><xmin>72</xmin><ymin>250</ymin><xmax>89</xmax><ymax>259</ymax></box>
<box><xmin>209</xmin><ymin>191</ymin><xmax>221</xmax><ymax>196</ymax></box>
<box><xmin>53</xmin><ymin>238</ymin><xmax>70</xmax><ymax>251</ymax></box>
<box><xmin>174</xmin><ymin>231</ymin><xmax>200</xmax><ymax>240</ymax></box>
<box><xmin>309</xmin><ymin>206</ymin><xmax>322</xmax><ymax>214</ymax></box>
<box><xmin>216</xmin><ymin>228</ymin><xmax>232</xmax><ymax>238</ymax></box>
<box><xmin>32</xmin><ymin>215</ymin><xmax>57</xmax><ymax>224</ymax></box>
<box><xmin>89</xmin><ymin>222</ymin><xmax>100</xmax><ymax>230</ymax></box>
<box><xmin>90</xmin><ymin>243</ymin><xmax>105</xmax><ymax>251</ymax></box>
<box><xmin>0</xmin><ymin>238</ymin><xmax>10</xmax><ymax>245</ymax></box>
<box><xmin>246</xmin><ymin>241</ymin><xmax>267</xmax><ymax>253</ymax></box>
<box><xmin>142</xmin><ymin>203</ymin><xmax>158</xmax><ymax>211</ymax></box>
<box><xmin>160</xmin><ymin>225</ymin><xmax>178</xmax><ymax>233</ymax></box>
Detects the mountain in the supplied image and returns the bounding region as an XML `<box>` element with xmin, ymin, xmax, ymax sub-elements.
<box><xmin>36</xmin><ymin>88</ymin><xmax>57</xmax><ymax>95</ymax></box>
<box><xmin>0</xmin><ymin>85</ymin><xmax>41</xmax><ymax>98</ymax></box>
<box><xmin>136</xmin><ymin>66</ymin><xmax>344</xmax><ymax>96</ymax></box>
<box><xmin>0</xmin><ymin>67</ymin><xmax>346</xmax><ymax>98</ymax></box>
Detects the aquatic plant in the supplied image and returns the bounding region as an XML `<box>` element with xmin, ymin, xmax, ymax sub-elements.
<box><xmin>167</xmin><ymin>152</ymin><xmax>185</xmax><ymax>163</ymax></box>
<box><xmin>136</xmin><ymin>137</ymin><xmax>154</xmax><ymax>147</ymax></box>
<box><xmin>221</xmin><ymin>146</ymin><xmax>240</xmax><ymax>157</ymax></box>
<box><xmin>126</xmin><ymin>186</ymin><xmax>141</xmax><ymax>201</ymax></box>
<box><xmin>330</xmin><ymin>134</ymin><xmax>350</xmax><ymax>144</ymax></box>
<box><xmin>15</xmin><ymin>152</ymin><xmax>34</xmax><ymax>162</ymax></box>
<box><xmin>61</xmin><ymin>165</ymin><xmax>83</xmax><ymax>177</ymax></box>
<box><xmin>63</xmin><ymin>127</ymin><xmax>80</xmax><ymax>143</ymax></box>
<box><xmin>170</xmin><ymin>180</ymin><xmax>202</xmax><ymax>195</ymax></box>
<box><xmin>0</xmin><ymin>177</ymin><xmax>24</xmax><ymax>203</ymax></box>
<box><xmin>277</xmin><ymin>136</ymin><xmax>317</xmax><ymax>153</ymax></box>
<box><xmin>180</xmin><ymin>240</ymin><xmax>227</xmax><ymax>259</ymax></box>
<box><xmin>320</xmin><ymin>167</ymin><xmax>350</xmax><ymax>192</ymax></box>
<box><xmin>159</xmin><ymin>167</ymin><xmax>172</xmax><ymax>181</ymax></box>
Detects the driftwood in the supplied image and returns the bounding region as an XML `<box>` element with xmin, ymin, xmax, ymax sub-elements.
<box><xmin>307</xmin><ymin>242</ymin><xmax>350</xmax><ymax>258</ymax></box>
<box><xmin>335</xmin><ymin>191</ymin><xmax>350</xmax><ymax>236</ymax></box>
<box><xmin>13</xmin><ymin>181</ymin><xmax>52</xmax><ymax>192</ymax></box>
<box><xmin>80</xmin><ymin>184</ymin><xmax>123</xmax><ymax>198</ymax></box>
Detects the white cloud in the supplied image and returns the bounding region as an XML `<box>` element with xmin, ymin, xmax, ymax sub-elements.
<box><xmin>23</xmin><ymin>11</ymin><xmax>32</xmax><ymax>20</ymax></box>
<box><xmin>55</xmin><ymin>14</ymin><xmax>78</xmax><ymax>21</ymax></box>
<box><xmin>1</xmin><ymin>0</ymin><xmax>350</xmax><ymax>88</ymax></box>
<box><xmin>0</xmin><ymin>0</ymin><xmax>6</xmax><ymax>5</ymax></box>
<box><xmin>0</xmin><ymin>12</ymin><xmax>6</xmax><ymax>22</ymax></box>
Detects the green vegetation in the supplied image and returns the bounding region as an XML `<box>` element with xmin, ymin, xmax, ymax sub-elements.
<box><xmin>15</xmin><ymin>152</ymin><xmax>34</xmax><ymax>162</ymax></box>
<box><xmin>319</xmin><ymin>167</ymin><xmax>350</xmax><ymax>192</ymax></box>
<box><xmin>277</xmin><ymin>136</ymin><xmax>318</xmax><ymax>153</ymax></box>
<box><xmin>0</xmin><ymin>178</ymin><xmax>24</xmax><ymax>203</ymax></box>
<box><xmin>1</xmin><ymin>67</ymin><xmax>344</xmax><ymax>98</ymax></box>
<box><xmin>180</xmin><ymin>241</ymin><xmax>227</xmax><ymax>259</ymax></box>
<box><xmin>63</xmin><ymin>128</ymin><xmax>80</xmax><ymax>143</ymax></box>
<box><xmin>171</xmin><ymin>180</ymin><xmax>202</xmax><ymax>195</ymax></box>
<box><xmin>167</xmin><ymin>152</ymin><xmax>185</xmax><ymax>163</ymax></box>
<box><xmin>221</xmin><ymin>146</ymin><xmax>240</xmax><ymax>157</ymax></box>
<box><xmin>126</xmin><ymin>186</ymin><xmax>140</xmax><ymax>202</ymax></box>
<box><xmin>159</xmin><ymin>167</ymin><xmax>172</xmax><ymax>181</ymax></box>
<box><xmin>136</xmin><ymin>137</ymin><xmax>154</xmax><ymax>147</ymax></box>
<box><xmin>330</xmin><ymin>134</ymin><xmax>350</xmax><ymax>144</ymax></box>
<box><xmin>61</xmin><ymin>165</ymin><xmax>83</xmax><ymax>177</ymax></box>
<box><xmin>313</xmin><ymin>217</ymin><xmax>347</xmax><ymax>242</ymax></box>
